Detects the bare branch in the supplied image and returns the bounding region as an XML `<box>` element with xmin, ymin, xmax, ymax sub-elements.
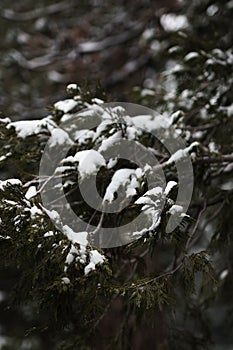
<box><xmin>9</xmin><ymin>24</ymin><xmax>144</xmax><ymax>71</ymax></box>
<box><xmin>195</xmin><ymin>154</ymin><xmax>233</xmax><ymax>164</ymax></box>
<box><xmin>185</xmin><ymin>202</ymin><xmax>207</xmax><ymax>251</ymax></box>
<box><xmin>127</xmin><ymin>261</ymin><xmax>183</xmax><ymax>289</ymax></box>
<box><xmin>0</xmin><ymin>1</ymin><xmax>77</xmax><ymax>21</ymax></box>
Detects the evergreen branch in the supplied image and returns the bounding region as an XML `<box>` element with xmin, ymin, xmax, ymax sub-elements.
<box><xmin>153</xmin><ymin>154</ymin><xmax>233</xmax><ymax>171</ymax></box>
<box><xmin>126</xmin><ymin>261</ymin><xmax>184</xmax><ymax>289</ymax></box>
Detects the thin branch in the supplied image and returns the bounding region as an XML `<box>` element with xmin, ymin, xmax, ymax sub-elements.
<box><xmin>185</xmin><ymin>201</ymin><xmax>207</xmax><ymax>251</ymax></box>
<box><xmin>9</xmin><ymin>24</ymin><xmax>144</xmax><ymax>71</ymax></box>
<box><xmin>0</xmin><ymin>1</ymin><xmax>76</xmax><ymax>21</ymax></box>
<box><xmin>77</xmin><ymin>23</ymin><xmax>143</xmax><ymax>54</ymax></box>
<box><xmin>190</xmin><ymin>191</ymin><xmax>233</xmax><ymax>208</ymax></box>
<box><xmin>92</xmin><ymin>294</ymin><xmax>117</xmax><ymax>330</ymax></box>
<box><xmin>152</xmin><ymin>153</ymin><xmax>233</xmax><ymax>171</ymax></box>
<box><xmin>184</xmin><ymin>122</ymin><xmax>221</xmax><ymax>131</ymax></box>
<box><xmin>107</xmin><ymin>54</ymin><xmax>150</xmax><ymax>87</ymax></box>
<box><xmin>195</xmin><ymin>154</ymin><xmax>233</xmax><ymax>164</ymax></box>
<box><xmin>198</xmin><ymin>201</ymin><xmax>225</xmax><ymax>241</ymax></box>
<box><xmin>128</xmin><ymin>261</ymin><xmax>184</xmax><ymax>289</ymax></box>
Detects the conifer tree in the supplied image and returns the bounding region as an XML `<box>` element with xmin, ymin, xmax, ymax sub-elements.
<box><xmin>0</xmin><ymin>0</ymin><xmax>233</xmax><ymax>349</ymax></box>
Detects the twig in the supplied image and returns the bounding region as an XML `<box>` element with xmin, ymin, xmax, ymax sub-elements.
<box><xmin>0</xmin><ymin>1</ymin><xmax>76</xmax><ymax>21</ymax></box>
<box><xmin>107</xmin><ymin>55</ymin><xmax>150</xmax><ymax>86</ymax></box>
<box><xmin>184</xmin><ymin>122</ymin><xmax>221</xmax><ymax>131</ymax></box>
<box><xmin>128</xmin><ymin>261</ymin><xmax>184</xmax><ymax>289</ymax></box>
<box><xmin>195</xmin><ymin>154</ymin><xmax>233</xmax><ymax>164</ymax></box>
<box><xmin>190</xmin><ymin>191</ymin><xmax>233</xmax><ymax>208</ymax></box>
<box><xmin>185</xmin><ymin>201</ymin><xmax>207</xmax><ymax>251</ymax></box>
<box><xmin>152</xmin><ymin>153</ymin><xmax>233</xmax><ymax>171</ymax></box>
<box><xmin>9</xmin><ymin>24</ymin><xmax>144</xmax><ymax>71</ymax></box>
<box><xmin>77</xmin><ymin>23</ymin><xmax>143</xmax><ymax>54</ymax></box>
<box><xmin>203</xmin><ymin>201</ymin><xmax>226</xmax><ymax>231</ymax></box>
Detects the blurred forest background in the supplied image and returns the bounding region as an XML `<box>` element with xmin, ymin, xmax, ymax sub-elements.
<box><xmin>0</xmin><ymin>0</ymin><xmax>180</xmax><ymax>120</ymax></box>
<box><xmin>0</xmin><ymin>0</ymin><xmax>233</xmax><ymax>349</ymax></box>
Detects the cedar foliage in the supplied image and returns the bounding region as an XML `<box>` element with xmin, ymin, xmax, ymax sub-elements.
<box><xmin>0</xmin><ymin>0</ymin><xmax>233</xmax><ymax>349</ymax></box>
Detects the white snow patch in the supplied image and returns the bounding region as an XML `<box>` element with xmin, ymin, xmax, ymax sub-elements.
<box><xmin>0</xmin><ymin>178</ymin><xmax>22</xmax><ymax>190</ymax></box>
<box><xmin>126</xmin><ymin>125</ymin><xmax>142</xmax><ymax>140</ymax></box>
<box><xmin>170</xmin><ymin>63</ymin><xmax>183</xmax><ymax>73</ymax></box>
<box><xmin>164</xmin><ymin>181</ymin><xmax>177</xmax><ymax>195</ymax></box>
<box><xmin>0</xmin><ymin>155</ymin><xmax>6</xmax><ymax>162</ymax></box>
<box><xmin>98</xmin><ymin>131</ymin><xmax>122</xmax><ymax>152</ymax></box>
<box><xmin>103</xmin><ymin>168</ymin><xmax>137</xmax><ymax>202</ymax></box>
<box><xmin>209</xmin><ymin>141</ymin><xmax>218</xmax><ymax>153</ymax></box>
<box><xmin>166</xmin><ymin>142</ymin><xmax>199</xmax><ymax>164</ymax></box>
<box><xmin>206</xmin><ymin>4</ymin><xmax>218</xmax><ymax>16</ymax></box>
<box><xmin>67</xmin><ymin>83</ymin><xmax>78</xmax><ymax>90</ymax></box>
<box><xmin>150</xmin><ymin>40</ymin><xmax>161</xmax><ymax>52</ymax></box>
<box><xmin>0</xmin><ymin>117</ymin><xmax>11</xmax><ymax>124</ymax></box>
<box><xmin>65</xmin><ymin>244</ymin><xmax>79</xmax><ymax>266</ymax></box>
<box><xmin>93</xmin><ymin>119</ymin><xmax>112</xmax><ymax>141</ymax></box>
<box><xmin>60</xmin><ymin>113</ymin><xmax>73</xmax><ymax>122</ymax></box>
<box><xmin>135</xmin><ymin>186</ymin><xmax>164</xmax><ymax>231</ymax></box>
<box><xmin>61</xmin><ymin>277</ymin><xmax>70</xmax><ymax>284</ymax></box>
<box><xmin>63</xmin><ymin>225</ymin><xmax>88</xmax><ymax>247</ymax></box>
<box><xmin>223</xmin><ymin>163</ymin><xmax>233</xmax><ymax>173</ymax></box>
<box><xmin>142</xmin><ymin>28</ymin><xmax>155</xmax><ymax>41</ymax></box>
<box><xmin>25</xmin><ymin>185</ymin><xmax>37</xmax><ymax>199</ymax></box>
<box><xmin>55</xmin><ymin>165</ymin><xmax>75</xmax><ymax>174</ymax></box>
<box><xmin>184</xmin><ymin>52</ymin><xmax>199</xmax><ymax>61</ymax></box>
<box><xmin>0</xmin><ymin>234</ymin><xmax>10</xmax><ymax>240</ymax></box>
<box><xmin>7</xmin><ymin>118</ymin><xmax>56</xmax><ymax>138</ymax></box>
<box><xmin>132</xmin><ymin>114</ymin><xmax>170</xmax><ymax>131</ymax></box>
<box><xmin>30</xmin><ymin>206</ymin><xmax>43</xmax><ymax>218</ymax></box>
<box><xmin>84</xmin><ymin>250</ymin><xmax>105</xmax><ymax>275</ymax></box>
<box><xmin>141</xmin><ymin>88</ymin><xmax>155</xmax><ymax>97</ymax></box>
<box><xmin>220</xmin><ymin>269</ymin><xmax>228</xmax><ymax>280</ymax></box>
<box><xmin>92</xmin><ymin>98</ymin><xmax>104</xmax><ymax>104</ymax></box>
<box><xmin>168</xmin><ymin>205</ymin><xmax>184</xmax><ymax>216</ymax></box>
<box><xmin>79</xmin><ymin>41</ymin><xmax>101</xmax><ymax>52</ymax></box>
<box><xmin>220</xmin><ymin>180</ymin><xmax>233</xmax><ymax>191</ymax></box>
<box><xmin>227</xmin><ymin>0</ymin><xmax>233</xmax><ymax>9</ymax></box>
<box><xmin>126</xmin><ymin>176</ymin><xmax>140</xmax><ymax>197</ymax></box>
<box><xmin>42</xmin><ymin>207</ymin><xmax>61</xmax><ymax>225</ymax></box>
<box><xmin>44</xmin><ymin>231</ymin><xmax>54</xmax><ymax>237</ymax></box>
<box><xmin>49</xmin><ymin>128</ymin><xmax>74</xmax><ymax>147</ymax></box>
<box><xmin>107</xmin><ymin>158</ymin><xmax>118</xmax><ymax>169</ymax></box>
<box><xmin>143</xmin><ymin>187</ymin><xmax>163</xmax><ymax>197</ymax></box>
<box><xmin>135</xmin><ymin>196</ymin><xmax>155</xmax><ymax>206</ymax></box>
<box><xmin>135</xmin><ymin>187</ymin><xmax>163</xmax><ymax>210</ymax></box>
<box><xmin>66</xmin><ymin>150</ymin><xmax>106</xmax><ymax>179</ymax></box>
<box><xmin>160</xmin><ymin>14</ymin><xmax>189</xmax><ymax>32</ymax></box>
<box><xmin>63</xmin><ymin>226</ymin><xmax>90</xmax><ymax>269</ymax></box>
<box><xmin>168</xmin><ymin>46</ymin><xmax>180</xmax><ymax>54</ymax></box>
<box><xmin>74</xmin><ymin>129</ymin><xmax>95</xmax><ymax>143</ymax></box>
<box><xmin>220</xmin><ymin>104</ymin><xmax>233</xmax><ymax>117</ymax></box>
<box><xmin>54</xmin><ymin>99</ymin><xmax>77</xmax><ymax>113</ymax></box>
<box><xmin>4</xmin><ymin>199</ymin><xmax>18</xmax><ymax>206</ymax></box>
